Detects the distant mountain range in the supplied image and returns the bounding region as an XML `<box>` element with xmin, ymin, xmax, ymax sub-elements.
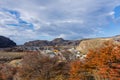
<box><xmin>1</xmin><ymin>35</ymin><xmax>120</xmax><ymax>50</ymax></box>
<box><xmin>24</xmin><ymin>38</ymin><xmax>80</xmax><ymax>47</ymax></box>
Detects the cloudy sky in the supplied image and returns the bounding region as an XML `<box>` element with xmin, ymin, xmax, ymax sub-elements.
<box><xmin>0</xmin><ymin>0</ymin><xmax>120</xmax><ymax>44</ymax></box>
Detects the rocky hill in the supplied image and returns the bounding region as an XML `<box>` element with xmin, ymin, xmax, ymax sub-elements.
<box><xmin>76</xmin><ymin>35</ymin><xmax>120</xmax><ymax>54</ymax></box>
<box><xmin>24</xmin><ymin>38</ymin><xmax>80</xmax><ymax>47</ymax></box>
<box><xmin>0</xmin><ymin>36</ymin><xmax>16</xmax><ymax>48</ymax></box>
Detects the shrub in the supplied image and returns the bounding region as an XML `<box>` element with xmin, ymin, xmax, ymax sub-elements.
<box><xmin>69</xmin><ymin>41</ymin><xmax>120</xmax><ymax>80</ymax></box>
<box><xmin>18</xmin><ymin>52</ymin><xmax>69</xmax><ymax>80</ymax></box>
<box><xmin>84</xmin><ymin>41</ymin><xmax>120</xmax><ymax>80</ymax></box>
<box><xmin>0</xmin><ymin>64</ymin><xmax>17</xmax><ymax>80</ymax></box>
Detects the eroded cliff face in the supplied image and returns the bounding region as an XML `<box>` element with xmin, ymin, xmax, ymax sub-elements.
<box><xmin>76</xmin><ymin>38</ymin><xmax>113</xmax><ymax>54</ymax></box>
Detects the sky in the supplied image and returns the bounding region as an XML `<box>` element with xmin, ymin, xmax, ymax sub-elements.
<box><xmin>0</xmin><ymin>0</ymin><xmax>120</xmax><ymax>44</ymax></box>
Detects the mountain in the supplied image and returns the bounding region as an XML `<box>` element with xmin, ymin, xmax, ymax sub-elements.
<box><xmin>0</xmin><ymin>36</ymin><xmax>16</xmax><ymax>48</ymax></box>
<box><xmin>24</xmin><ymin>40</ymin><xmax>50</xmax><ymax>46</ymax></box>
<box><xmin>24</xmin><ymin>38</ymin><xmax>80</xmax><ymax>47</ymax></box>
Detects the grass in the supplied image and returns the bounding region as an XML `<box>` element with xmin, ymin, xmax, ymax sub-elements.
<box><xmin>0</xmin><ymin>51</ymin><xmax>25</xmax><ymax>63</ymax></box>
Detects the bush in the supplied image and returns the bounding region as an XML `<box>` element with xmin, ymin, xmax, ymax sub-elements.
<box><xmin>18</xmin><ymin>52</ymin><xmax>70</xmax><ymax>80</ymax></box>
<box><xmin>84</xmin><ymin>41</ymin><xmax>120</xmax><ymax>80</ymax></box>
<box><xmin>69</xmin><ymin>41</ymin><xmax>120</xmax><ymax>80</ymax></box>
<box><xmin>0</xmin><ymin>64</ymin><xmax>17</xmax><ymax>80</ymax></box>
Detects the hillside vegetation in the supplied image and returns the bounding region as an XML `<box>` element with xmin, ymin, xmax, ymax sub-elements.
<box><xmin>0</xmin><ymin>40</ymin><xmax>120</xmax><ymax>80</ymax></box>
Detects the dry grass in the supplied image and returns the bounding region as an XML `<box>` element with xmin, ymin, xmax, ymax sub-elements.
<box><xmin>0</xmin><ymin>51</ymin><xmax>25</xmax><ymax>63</ymax></box>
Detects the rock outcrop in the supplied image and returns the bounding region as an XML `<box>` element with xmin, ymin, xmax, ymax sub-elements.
<box><xmin>76</xmin><ymin>35</ymin><xmax>120</xmax><ymax>54</ymax></box>
<box><xmin>0</xmin><ymin>36</ymin><xmax>16</xmax><ymax>48</ymax></box>
<box><xmin>76</xmin><ymin>38</ymin><xmax>112</xmax><ymax>54</ymax></box>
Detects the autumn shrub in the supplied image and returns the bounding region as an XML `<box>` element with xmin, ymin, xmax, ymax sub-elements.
<box><xmin>84</xmin><ymin>41</ymin><xmax>120</xmax><ymax>80</ymax></box>
<box><xmin>18</xmin><ymin>52</ymin><xmax>70</xmax><ymax>80</ymax></box>
<box><xmin>69</xmin><ymin>41</ymin><xmax>120</xmax><ymax>80</ymax></box>
<box><xmin>69</xmin><ymin>60</ymin><xmax>83</xmax><ymax>80</ymax></box>
<box><xmin>0</xmin><ymin>64</ymin><xmax>17</xmax><ymax>80</ymax></box>
<box><xmin>61</xmin><ymin>50</ymin><xmax>74</xmax><ymax>61</ymax></box>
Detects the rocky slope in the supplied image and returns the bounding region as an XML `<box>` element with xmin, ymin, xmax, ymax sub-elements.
<box><xmin>0</xmin><ymin>36</ymin><xmax>16</xmax><ymax>48</ymax></box>
<box><xmin>76</xmin><ymin>35</ymin><xmax>120</xmax><ymax>54</ymax></box>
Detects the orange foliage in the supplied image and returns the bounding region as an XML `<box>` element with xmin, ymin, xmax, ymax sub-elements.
<box><xmin>69</xmin><ymin>60</ymin><xmax>92</xmax><ymax>80</ymax></box>
<box><xmin>85</xmin><ymin>41</ymin><xmax>120</xmax><ymax>80</ymax></box>
<box><xmin>69</xmin><ymin>60</ymin><xmax>82</xmax><ymax>80</ymax></box>
<box><xmin>69</xmin><ymin>41</ymin><xmax>120</xmax><ymax>80</ymax></box>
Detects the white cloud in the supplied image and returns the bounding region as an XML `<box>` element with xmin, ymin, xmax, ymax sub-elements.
<box><xmin>0</xmin><ymin>0</ymin><xmax>120</xmax><ymax>44</ymax></box>
<box><xmin>109</xmin><ymin>11</ymin><xmax>115</xmax><ymax>16</ymax></box>
<box><xmin>55</xmin><ymin>19</ymin><xmax>84</xmax><ymax>24</ymax></box>
<box><xmin>0</xmin><ymin>10</ymin><xmax>18</xmax><ymax>25</ymax></box>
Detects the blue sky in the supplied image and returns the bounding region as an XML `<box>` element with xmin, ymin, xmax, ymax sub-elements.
<box><xmin>0</xmin><ymin>0</ymin><xmax>120</xmax><ymax>44</ymax></box>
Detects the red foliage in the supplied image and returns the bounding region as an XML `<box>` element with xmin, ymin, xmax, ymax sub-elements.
<box><xmin>85</xmin><ymin>41</ymin><xmax>120</xmax><ymax>80</ymax></box>
<box><xmin>69</xmin><ymin>41</ymin><xmax>120</xmax><ymax>80</ymax></box>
